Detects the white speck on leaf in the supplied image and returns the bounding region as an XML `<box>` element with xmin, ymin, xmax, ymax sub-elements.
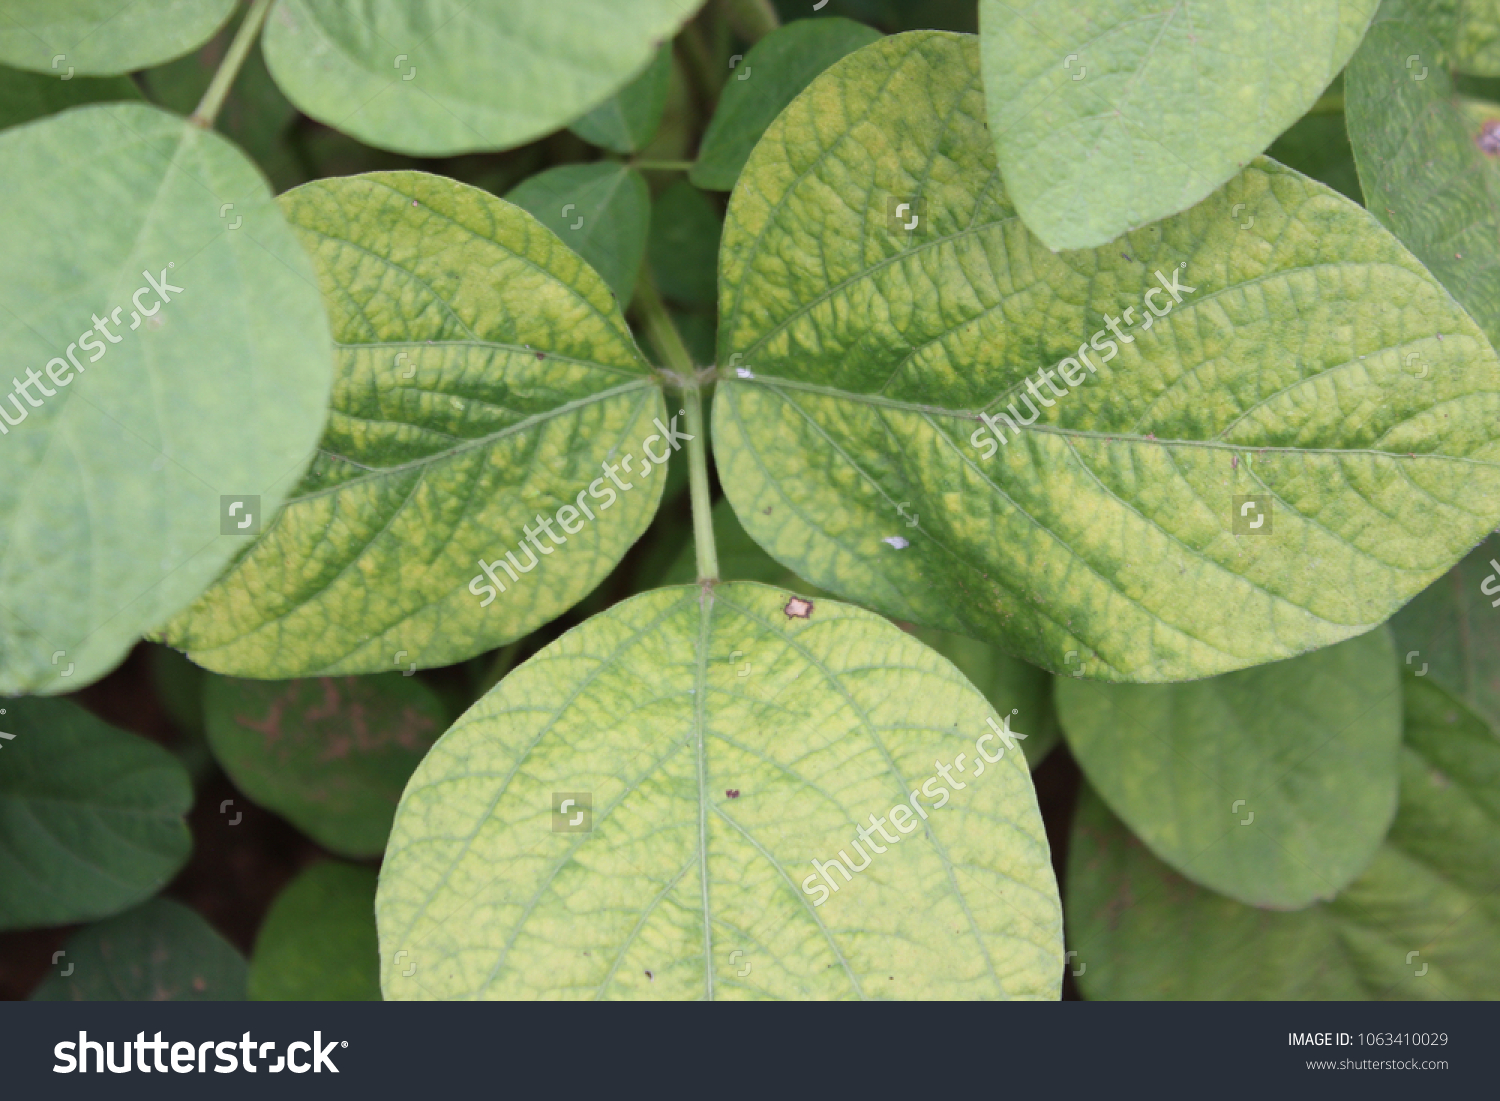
<box><xmin>883</xmin><ymin>536</ymin><xmax>909</xmax><ymax>549</ymax></box>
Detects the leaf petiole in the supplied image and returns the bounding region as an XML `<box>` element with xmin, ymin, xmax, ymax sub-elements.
<box><xmin>190</xmin><ymin>0</ymin><xmax>275</xmax><ymax>129</ymax></box>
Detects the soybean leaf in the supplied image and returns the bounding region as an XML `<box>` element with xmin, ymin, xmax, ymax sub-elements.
<box><xmin>203</xmin><ymin>672</ymin><xmax>446</xmax><ymax>857</ymax></box>
<box><xmin>977</xmin><ymin>0</ymin><xmax>1377</xmax><ymax>250</ymax></box>
<box><xmin>0</xmin><ymin>698</ymin><xmax>192</xmax><ymax>932</ymax></box>
<box><xmin>570</xmin><ymin>44</ymin><xmax>673</xmax><ymax>155</ymax></box>
<box><xmin>249</xmin><ymin>862</ymin><xmax>380</xmax><ymax>1001</ymax></box>
<box><xmin>690</xmin><ymin>17</ymin><xmax>882</xmax><ymax>192</ymax></box>
<box><xmin>1068</xmin><ymin>677</ymin><xmax>1500</xmax><ymax>999</ymax></box>
<box><xmin>507</xmin><ymin>163</ymin><xmax>651</xmax><ymax>304</ymax></box>
<box><xmin>0</xmin><ymin>0</ymin><xmax>236</xmax><ymax>76</ymax></box>
<box><xmin>0</xmin><ymin>104</ymin><xmax>333</xmax><ymax>694</ymax></box>
<box><xmin>715</xmin><ymin>32</ymin><xmax>1500</xmax><ymax>684</ymax></box>
<box><xmin>665</xmin><ymin>499</ymin><xmax>1060</xmax><ymax>767</ymax></box>
<box><xmin>378</xmin><ymin>582</ymin><xmax>1062</xmax><ymax>999</ymax></box>
<box><xmin>31</xmin><ymin>898</ymin><xmax>246</xmax><ymax>1001</ymax></box>
<box><xmin>1397</xmin><ymin>0</ymin><xmax>1500</xmax><ymax>73</ymax></box>
<box><xmin>261</xmin><ymin>0</ymin><xmax>704</xmax><ymax>156</ymax></box>
<box><xmin>1347</xmin><ymin>3</ymin><xmax>1500</xmax><ymax>349</ymax></box>
<box><xmin>163</xmin><ymin>172</ymin><xmax>667</xmax><ymax>678</ymax></box>
<box><xmin>0</xmin><ymin>64</ymin><xmax>140</xmax><ymax>131</ymax></box>
<box><xmin>1391</xmin><ymin>533</ymin><xmax>1500</xmax><ymax>734</ymax></box>
<box><xmin>1056</xmin><ymin>628</ymin><xmax>1402</xmax><ymax>909</ymax></box>
<box><xmin>649</xmin><ymin>180</ymin><xmax>722</xmax><ymax>309</ymax></box>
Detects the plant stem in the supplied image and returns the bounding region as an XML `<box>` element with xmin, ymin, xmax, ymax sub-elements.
<box><xmin>682</xmin><ymin>383</ymin><xmax>719</xmax><ymax>581</ymax></box>
<box><xmin>632</xmin><ymin>160</ymin><xmax>696</xmax><ymax>172</ymax></box>
<box><xmin>633</xmin><ymin>278</ymin><xmax>717</xmax><ymax>580</ymax></box>
<box><xmin>719</xmin><ymin>0</ymin><xmax>780</xmax><ymax>42</ymax></box>
<box><xmin>190</xmin><ymin>0</ymin><xmax>274</xmax><ymax>129</ymax></box>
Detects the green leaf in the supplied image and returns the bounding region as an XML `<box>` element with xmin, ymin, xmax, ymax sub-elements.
<box><xmin>378</xmin><ymin>582</ymin><xmax>1062</xmax><ymax>999</ymax></box>
<box><xmin>648</xmin><ymin>180</ymin><xmax>722</xmax><ymax>309</ymax></box>
<box><xmin>1395</xmin><ymin>0</ymin><xmax>1500</xmax><ymax>73</ymax></box>
<box><xmin>1391</xmin><ymin>533</ymin><xmax>1500</xmax><ymax>734</ymax></box>
<box><xmin>249</xmin><ymin>862</ymin><xmax>380</xmax><ymax>1000</ymax></box>
<box><xmin>163</xmin><ymin>172</ymin><xmax>667</xmax><ymax>679</ymax></box>
<box><xmin>1347</xmin><ymin>5</ymin><xmax>1500</xmax><ymax>349</ymax></box>
<box><xmin>978</xmin><ymin>1</ymin><xmax>1378</xmax><ymax>250</ymax></box>
<box><xmin>1056</xmin><ymin>628</ymin><xmax>1401</xmax><ymax>908</ymax></box>
<box><xmin>0</xmin><ymin>0</ymin><xmax>236</xmax><ymax>76</ymax></box>
<box><xmin>714</xmin><ymin>31</ymin><xmax>1500</xmax><ymax>684</ymax></box>
<box><xmin>1067</xmin><ymin>676</ymin><xmax>1500</xmax><ymax>999</ymax></box>
<box><xmin>570</xmin><ymin>44</ymin><xmax>673</xmax><ymax>155</ymax></box>
<box><xmin>665</xmin><ymin>498</ymin><xmax>1060</xmax><ymax>768</ymax></box>
<box><xmin>204</xmin><ymin>672</ymin><xmax>446</xmax><ymax>857</ymax></box>
<box><xmin>507</xmin><ymin>163</ymin><xmax>651</xmax><ymax>304</ymax></box>
<box><xmin>261</xmin><ymin>0</ymin><xmax>704</xmax><ymax>156</ymax></box>
<box><xmin>0</xmin><ymin>697</ymin><xmax>192</xmax><ymax>932</ymax></box>
<box><xmin>31</xmin><ymin>898</ymin><xmax>246</xmax><ymax>1001</ymax></box>
<box><xmin>0</xmin><ymin>64</ymin><xmax>140</xmax><ymax>131</ymax></box>
<box><xmin>690</xmin><ymin>17</ymin><xmax>882</xmax><ymax>192</ymax></box>
<box><xmin>0</xmin><ymin>104</ymin><xmax>334</xmax><ymax>694</ymax></box>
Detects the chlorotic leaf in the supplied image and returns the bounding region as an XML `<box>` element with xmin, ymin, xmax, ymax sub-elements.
<box><xmin>664</xmin><ymin>498</ymin><xmax>1060</xmax><ymax>768</ymax></box>
<box><xmin>0</xmin><ymin>104</ymin><xmax>333</xmax><ymax>694</ymax></box>
<box><xmin>249</xmin><ymin>862</ymin><xmax>380</xmax><ymax>1001</ymax></box>
<box><xmin>163</xmin><ymin>172</ymin><xmax>668</xmax><ymax>679</ymax></box>
<box><xmin>978</xmin><ymin>1</ymin><xmax>1377</xmax><ymax>249</ymax></box>
<box><xmin>570</xmin><ymin>44</ymin><xmax>674</xmax><ymax>155</ymax></box>
<box><xmin>648</xmin><ymin>180</ymin><xmax>723</xmax><ymax>309</ymax></box>
<box><xmin>0</xmin><ymin>698</ymin><xmax>192</xmax><ymax>932</ymax></box>
<box><xmin>1056</xmin><ymin>628</ymin><xmax>1402</xmax><ymax>909</ymax></box>
<box><xmin>1347</xmin><ymin>3</ymin><xmax>1500</xmax><ymax>349</ymax></box>
<box><xmin>204</xmin><ymin>673</ymin><xmax>447</xmax><ymax>858</ymax></box>
<box><xmin>715</xmin><ymin>31</ymin><xmax>1500</xmax><ymax>684</ymax></box>
<box><xmin>1391</xmin><ymin>533</ymin><xmax>1500</xmax><ymax>733</ymax></box>
<box><xmin>0</xmin><ymin>0</ymin><xmax>236</xmax><ymax>76</ymax></box>
<box><xmin>1068</xmin><ymin>676</ymin><xmax>1500</xmax><ymax>999</ymax></box>
<box><xmin>31</xmin><ymin>898</ymin><xmax>246</xmax><ymax>1001</ymax></box>
<box><xmin>0</xmin><ymin>64</ymin><xmax>140</xmax><ymax>131</ymax></box>
<box><xmin>261</xmin><ymin>0</ymin><xmax>704</xmax><ymax>156</ymax></box>
<box><xmin>377</xmin><ymin>582</ymin><xmax>1062</xmax><ymax>999</ymax></box>
<box><xmin>691</xmin><ymin>17</ymin><xmax>882</xmax><ymax>192</ymax></box>
<box><xmin>507</xmin><ymin>163</ymin><xmax>651</xmax><ymax>304</ymax></box>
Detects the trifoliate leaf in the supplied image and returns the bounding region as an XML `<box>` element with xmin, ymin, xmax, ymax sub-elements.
<box><xmin>570</xmin><ymin>44</ymin><xmax>673</xmax><ymax>155</ymax></box>
<box><xmin>978</xmin><ymin>1</ymin><xmax>1377</xmax><ymax>249</ymax></box>
<box><xmin>0</xmin><ymin>0</ymin><xmax>236</xmax><ymax>76</ymax></box>
<box><xmin>204</xmin><ymin>673</ymin><xmax>447</xmax><ymax>857</ymax></box>
<box><xmin>0</xmin><ymin>698</ymin><xmax>192</xmax><ymax>931</ymax></box>
<box><xmin>1347</xmin><ymin>3</ymin><xmax>1500</xmax><ymax>348</ymax></box>
<box><xmin>1391</xmin><ymin>533</ymin><xmax>1500</xmax><ymax>734</ymax></box>
<box><xmin>378</xmin><ymin>582</ymin><xmax>1062</xmax><ymax>999</ymax></box>
<box><xmin>0</xmin><ymin>104</ymin><xmax>333</xmax><ymax>694</ymax></box>
<box><xmin>691</xmin><ymin>17</ymin><xmax>882</xmax><ymax>192</ymax></box>
<box><xmin>163</xmin><ymin>172</ymin><xmax>668</xmax><ymax>678</ymax></box>
<box><xmin>507</xmin><ymin>163</ymin><xmax>651</xmax><ymax>304</ymax></box>
<box><xmin>31</xmin><ymin>898</ymin><xmax>245</xmax><ymax>1001</ymax></box>
<box><xmin>715</xmin><ymin>31</ymin><xmax>1500</xmax><ymax>683</ymax></box>
<box><xmin>249</xmin><ymin>862</ymin><xmax>380</xmax><ymax>1001</ymax></box>
<box><xmin>1056</xmin><ymin>628</ymin><xmax>1402</xmax><ymax>908</ymax></box>
<box><xmin>1068</xmin><ymin>677</ymin><xmax>1500</xmax><ymax>999</ymax></box>
<box><xmin>261</xmin><ymin>0</ymin><xmax>704</xmax><ymax>156</ymax></box>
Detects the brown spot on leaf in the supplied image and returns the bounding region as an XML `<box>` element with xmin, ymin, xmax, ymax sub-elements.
<box><xmin>784</xmin><ymin>597</ymin><xmax>813</xmax><ymax>619</ymax></box>
<box><xmin>725</xmin><ymin>789</ymin><xmax>739</xmax><ymax>798</ymax></box>
<box><xmin>1478</xmin><ymin>119</ymin><xmax>1500</xmax><ymax>155</ymax></box>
